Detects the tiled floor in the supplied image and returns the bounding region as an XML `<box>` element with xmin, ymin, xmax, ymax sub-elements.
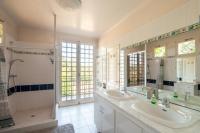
<box><xmin>56</xmin><ymin>103</ymin><xmax>97</xmax><ymax>133</ymax></box>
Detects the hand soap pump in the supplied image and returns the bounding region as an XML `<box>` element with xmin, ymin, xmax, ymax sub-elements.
<box><xmin>151</xmin><ymin>90</ymin><xmax>157</xmax><ymax>104</ymax></box>
<box><xmin>173</xmin><ymin>90</ymin><xmax>178</xmax><ymax>98</ymax></box>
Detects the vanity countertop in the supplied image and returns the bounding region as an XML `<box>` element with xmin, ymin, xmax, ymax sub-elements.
<box><xmin>95</xmin><ymin>89</ymin><xmax>200</xmax><ymax>133</ymax></box>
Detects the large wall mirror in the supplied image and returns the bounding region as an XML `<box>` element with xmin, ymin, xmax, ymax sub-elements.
<box><xmin>120</xmin><ymin>23</ymin><xmax>200</xmax><ymax>110</ymax></box>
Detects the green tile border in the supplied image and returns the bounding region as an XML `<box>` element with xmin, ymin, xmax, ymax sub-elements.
<box><xmin>122</xmin><ymin>22</ymin><xmax>200</xmax><ymax>50</ymax></box>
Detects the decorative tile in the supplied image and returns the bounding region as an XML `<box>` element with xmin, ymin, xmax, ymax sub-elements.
<box><xmin>163</xmin><ymin>81</ymin><xmax>175</xmax><ymax>86</ymax></box>
<box><xmin>20</xmin><ymin>85</ymin><xmax>30</xmax><ymax>92</ymax></box>
<box><xmin>10</xmin><ymin>87</ymin><xmax>15</xmax><ymax>94</ymax></box>
<box><xmin>7</xmin><ymin>47</ymin><xmax>54</xmax><ymax>55</ymax></box>
<box><xmin>31</xmin><ymin>85</ymin><xmax>40</xmax><ymax>91</ymax></box>
<box><xmin>39</xmin><ymin>84</ymin><xmax>48</xmax><ymax>90</ymax></box>
<box><xmin>122</xmin><ymin>22</ymin><xmax>200</xmax><ymax>49</ymax></box>
<box><xmin>147</xmin><ymin>79</ymin><xmax>156</xmax><ymax>84</ymax></box>
<box><xmin>7</xmin><ymin>83</ymin><xmax>54</xmax><ymax>96</ymax></box>
<box><xmin>47</xmin><ymin>84</ymin><xmax>54</xmax><ymax>90</ymax></box>
<box><xmin>16</xmin><ymin>86</ymin><xmax>21</xmax><ymax>92</ymax></box>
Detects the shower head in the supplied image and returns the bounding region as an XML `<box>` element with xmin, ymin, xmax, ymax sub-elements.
<box><xmin>10</xmin><ymin>59</ymin><xmax>24</xmax><ymax>66</ymax></box>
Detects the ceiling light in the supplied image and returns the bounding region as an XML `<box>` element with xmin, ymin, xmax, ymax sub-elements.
<box><xmin>56</xmin><ymin>0</ymin><xmax>82</xmax><ymax>10</ymax></box>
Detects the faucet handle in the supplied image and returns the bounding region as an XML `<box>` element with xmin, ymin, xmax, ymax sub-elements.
<box><xmin>184</xmin><ymin>91</ymin><xmax>191</xmax><ymax>101</ymax></box>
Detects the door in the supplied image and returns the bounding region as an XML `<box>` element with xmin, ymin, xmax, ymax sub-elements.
<box><xmin>60</xmin><ymin>41</ymin><xmax>94</xmax><ymax>106</ymax></box>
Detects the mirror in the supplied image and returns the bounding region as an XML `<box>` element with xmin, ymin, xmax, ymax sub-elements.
<box><xmin>177</xmin><ymin>57</ymin><xmax>196</xmax><ymax>83</ymax></box>
<box><xmin>120</xmin><ymin>22</ymin><xmax>200</xmax><ymax>110</ymax></box>
<box><xmin>125</xmin><ymin>45</ymin><xmax>145</xmax><ymax>87</ymax></box>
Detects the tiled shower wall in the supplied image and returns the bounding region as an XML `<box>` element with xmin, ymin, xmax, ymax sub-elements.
<box><xmin>7</xmin><ymin>43</ymin><xmax>54</xmax><ymax>113</ymax></box>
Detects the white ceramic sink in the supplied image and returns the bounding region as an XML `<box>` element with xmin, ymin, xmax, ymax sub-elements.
<box><xmin>131</xmin><ymin>100</ymin><xmax>195</xmax><ymax>128</ymax></box>
<box><xmin>105</xmin><ymin>90</ymin><xmax>133</xmax><ymax>100</ymax></box>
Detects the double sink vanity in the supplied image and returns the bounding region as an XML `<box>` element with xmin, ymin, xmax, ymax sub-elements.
<box><xmin>95</xmin><ymin>23</ymin><xmax>200</xmax><ymax>133</ymax></box>
<box><xmin>94</xmin><ymin>89</ymin><xmax>200</xmax><ymax>133</ymax></box>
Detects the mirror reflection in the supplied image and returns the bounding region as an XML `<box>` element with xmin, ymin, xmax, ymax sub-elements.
<box><xmin>120</xmin><ymin>25</ymin><xmax>200</xmax><ymax>110</ymax></box>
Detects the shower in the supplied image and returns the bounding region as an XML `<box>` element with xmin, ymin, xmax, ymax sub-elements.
<box><xmin>8</xmin><ymin>59</ymin><xmax>24</xmax><ymax>89</ymax></box>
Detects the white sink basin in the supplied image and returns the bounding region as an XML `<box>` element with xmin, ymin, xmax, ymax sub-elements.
<box><xmin>131</xmin><ymin>100</ymin><xmax>195</xmax><ymax>128</ymax></box>
<box><xmin>105</xmin><ymin>90</ymin><xmax>133</xmax><ymax>100</ymax></box>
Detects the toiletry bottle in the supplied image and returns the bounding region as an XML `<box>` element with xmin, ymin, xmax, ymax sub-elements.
<box><xmin>173</xmin><ymin>90</ymin><xmax>178</xmax><ymax>98</ymax></box>
<box><xmin>151</xmin><ymin>94</ymin><xmax>157</xmax><ymax>104</ymax></box>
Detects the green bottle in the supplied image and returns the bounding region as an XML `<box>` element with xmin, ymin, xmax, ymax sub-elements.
<box><xmin>151</xmin><ymin>94</ymin><xmax>157</xmax><ymax>104</ymax></box>
<box><xmin>173</xmin><ymin>90</ymin><xmax>178</xmax><ymax>98</ymax></box>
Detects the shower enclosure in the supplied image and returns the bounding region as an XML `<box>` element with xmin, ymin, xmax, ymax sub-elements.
<box><xmin>0</xmin><ymin>42</ymin><xmax>57</xmax><ymax>132</ymax></box>
<box><xmin>0</xmin><ymin>48</ymin><xmax>15</xmax><ymax>128</ymax></box>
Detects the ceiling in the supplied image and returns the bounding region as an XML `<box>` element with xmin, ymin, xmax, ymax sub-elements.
<box><xmin>0</xmin><ymin>0</ymin><xmax>148</xmax><ymax>38</ymax></box>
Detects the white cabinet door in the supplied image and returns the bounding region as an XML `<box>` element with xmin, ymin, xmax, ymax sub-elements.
<box><xmin>94</xmin><ymin>96</ymin><xmax>102</xmax><ymax>132</ymax></box>
<box><xmin>116</xmin><ymin>111</ymin><xmax>142</xmax><ymax>133</ymax></box>
<box><xmin>94</xmin><ymin>94</ymin><xmax>115</xmax><ymax>133</ymax></box>
<box><xmin>101</xmin><ymin>101</ymin><xmax>115</xmax><ymax>133</ymax></box>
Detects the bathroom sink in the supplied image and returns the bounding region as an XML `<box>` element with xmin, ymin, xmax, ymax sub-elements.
<box><xmin>131</xmin><ymin>100</ymin><xmax>194</xmax><ymax>128</ymax></box>
<box><xmin>105</xmin><ymin>90</ymin><xmax>133</xmax><ymax>100</ymax></box>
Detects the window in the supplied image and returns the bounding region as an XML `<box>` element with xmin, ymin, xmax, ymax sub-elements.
<box><xmin>61</xmin><ymin>42</ymin><xmax>94</xmax><ymax>103</ymax></box>
<box><xmin>80</xmin><ymin>44</ymin><xmax>94</xmax><ymax>99</ymax></box>
<box><xmin>178</xmin><ymin>40</ymin><xmax>195</xmax><ymax>55</ymax></box>
<box><xmin>61</xmin><ymin>42</ymin><xmax>77</xmax><ymax>101</ymax></box>
<box><xmin>154</xmin><ymin>46</ymin><xmax>165</xmax><ymax>57</ymax></box>
<box><xmin>127</xmin><ymin>52</ymin><xmax>144</xmax><ymax>86</ymax></box>
<box><xmin>0</xmin><ymin>22</ymin><xmax>3</xmax><ymax>44</ymax></box>
<box><xmin>119</xmin><ymin>50</ymin><xmax>125</xmax><ymax>90</ymax></box>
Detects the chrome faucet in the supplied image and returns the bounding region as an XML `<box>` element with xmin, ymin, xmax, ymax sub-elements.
<box><xmin>184</xmin><ymin>91</ymin><xmax>190</xmax><ymax>102</ymax></box>
<box><xmin>162</xmin><ymin>97</ymin><xmax>170</xmax><ymax>108</ymax></box>
<box><xmin>154</xmin><ymin>87</ymin><xmax>159</xmax><ymax>99</ymax></box>
<box><xmin>146</xmin><ymin>87</ymin><xmax>159</xmax><ymax>99</ymax></box>
<box><xmin>102</xmin><ymin>82</ymin><xmax>106</xmax><ymax>89</ymax></box>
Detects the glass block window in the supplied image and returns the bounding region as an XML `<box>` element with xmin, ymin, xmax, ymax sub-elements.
<box><xmin>178</xmin><ymin>40</ymin><xmax>195</xmax><ymax>55</ymax></box>
<box><xmin>80</xmin><ymin>44</ymin><xmax>94</xmax><ymax>99</ymax></box>
<box><xmin>119</xmin><ymin>50</ymin><xmax>125</xmax><ymax>90</ymax></box>
<box><xmin>128</xmin><ymin>52</ymin><xmax>145</xmax><ymax>86</ymax></box>
<box><xmin>0</xmin><ymin>22</ymin><xmax>3</xmax><ymax>44</ymax></box>
<box><xmin>154</xmin><ymin>46</ymin><xmax>165</xmax><ymax>57</ymax></box>
<box><xmin>61</xmin><ymin>42</ymin><xmax>77</xmax><ymax>101</ymax></box>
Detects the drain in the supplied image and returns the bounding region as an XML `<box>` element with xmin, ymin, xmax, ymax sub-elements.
<box><xmin>31</xmin><ymin>115</ymin><xmax>36</xmax><ymax>118</ymax></box>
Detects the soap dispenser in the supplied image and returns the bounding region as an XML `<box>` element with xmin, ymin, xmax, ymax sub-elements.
<box><xmin>151</xmin><ymin>94</ymin><xmax>157</xmax><ymax>104</ymax></box>
<box><xmin>173</xmin><ymin>90</ymin><xmax>178</xmax><ymax>98</ymax></box>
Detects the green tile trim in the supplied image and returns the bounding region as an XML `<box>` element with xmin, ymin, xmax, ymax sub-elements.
<box><xmin>122</xmin><ymin>22</ymin><xmax>200</xmax><ymax>50</ymax></box>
